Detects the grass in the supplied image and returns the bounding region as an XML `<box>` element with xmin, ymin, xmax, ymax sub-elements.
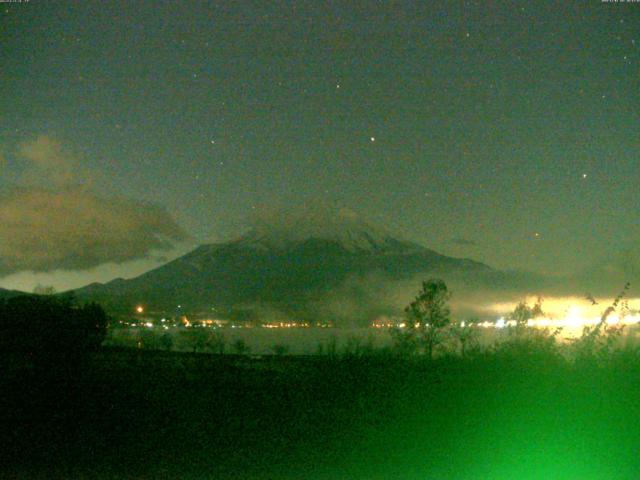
<box><xmin>2</xmin><ymin>345</ymin><xmax>640</xmax><ymax>479</ymax></box>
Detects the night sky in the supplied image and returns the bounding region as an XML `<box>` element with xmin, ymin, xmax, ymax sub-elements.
<box><xmin>1</xmin><ymin>1</ymin><xmax>639</xmax><ymax>292</ymax></box>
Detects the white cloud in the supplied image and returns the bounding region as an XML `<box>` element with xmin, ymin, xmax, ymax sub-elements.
<box><xmin>0</xmin><ymin>135</ymin><xmax>188</xmax><ymax>276</ymax></box>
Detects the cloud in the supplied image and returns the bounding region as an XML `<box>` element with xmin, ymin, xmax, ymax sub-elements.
<box><xmin>16</xmin><ymin>135</ymin><xmax>89</xmax><ymax>188</ymax></box>
<box><xmin>244</xmin><ymin>200</ymin><xmax>398</xmax><ymax>249</ymax></box>
<box><xmin>575</xmin><ymin>245</ymin><xmax>640</xmax><ymax>296</ymax></box>
<box><xmin>0</xmin><ymin>188</ymin><xmax>187</xmax><ymax>274</ymax></box>
<box><xmin>0</xmin><ymin>242</ymin><xmax>193</xmax><ymax>293</ymax></box>
<box><xmin>0</xmin><ymin>136</ymin><xmax>188</xmax><ymax>275</ymax></box>
<box><xmin>451</xmin><ymin>238</ymin><xmax>479</xmax><ymax>247</ymax></box>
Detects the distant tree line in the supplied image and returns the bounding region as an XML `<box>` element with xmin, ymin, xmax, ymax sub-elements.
<box><xmin>0</xmin><ymin>294</ymin><xmax>108</xmax><ymax>358</ymax></box>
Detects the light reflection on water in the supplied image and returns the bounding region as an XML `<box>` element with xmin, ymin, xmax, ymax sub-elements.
<box><xmin>108</xmin><ymin>295</ymin><xmax>640</xmax><ymax>354</ymax></box>
<box><xmin>107</xmin><ymin>322</ymin><xmax>640</xmax><ymax>355</ymax></box>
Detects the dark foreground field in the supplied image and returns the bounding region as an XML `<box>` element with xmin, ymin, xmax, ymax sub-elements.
<box><xmin>2</xmin><ymin>347</ymin><xmax>640</xmax><ymax>479</ymax></box>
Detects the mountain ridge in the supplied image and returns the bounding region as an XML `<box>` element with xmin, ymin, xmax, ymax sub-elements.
<box><xmin>71</xmin><ymin>209</ymin><xmax>525</xmax><ymax>323</ymax></box>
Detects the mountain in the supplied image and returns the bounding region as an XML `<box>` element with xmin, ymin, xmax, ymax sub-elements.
<box><xmin>72</xmin><ymin>208</ymin><xmax>530</xmax><ymax>323</ymax></box>
<box><xmin>0</xmin><ymin>288</ymin><xmax>26</xmax><ymax>300</ymax></box>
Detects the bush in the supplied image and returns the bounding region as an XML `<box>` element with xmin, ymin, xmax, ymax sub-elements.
<box><xmin>493</xmin><ymin>327</ymin><xmax>561</xmax><ymax>364</ymax></box>
<box><xmin>448</xmin><ymin>318</ymin><xmax>481</xmax><ymax>358</ymax></box>
<box><xmin>270</xmin><ymin>343</ymin><xmax>290</xmax><ymax>356</ymax></box>
<box><xmin>571</xmin><ymin>283</ymin><xmax>631</xmax><ymax>364</ymax></box>
<box><xmin>233</xmin><ymin>338</ymin><xmax>250</xmax><ymax>355</ymax></box>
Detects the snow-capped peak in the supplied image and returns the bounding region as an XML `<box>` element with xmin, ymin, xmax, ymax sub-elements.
<box><xmin>236</xmin><ymin>205</ymin><xmax>404</xmax><ymax>252</ymax></box>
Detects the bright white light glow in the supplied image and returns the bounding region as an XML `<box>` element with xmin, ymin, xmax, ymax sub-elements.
<box><xmin>478</xmin><ymin>296</ymin><xmax>640</xmax><ymax>338</ymax></box>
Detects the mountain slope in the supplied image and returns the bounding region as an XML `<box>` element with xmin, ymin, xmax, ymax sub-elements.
<box><xmin>72</xmin><ymin>209</ymin><xmax>522</xmax><ymax>322</ymax></box>
<box><xmin>0</xmin><ymin>287</ymin><xmax>25</xmax><ymax>299</ymax></box>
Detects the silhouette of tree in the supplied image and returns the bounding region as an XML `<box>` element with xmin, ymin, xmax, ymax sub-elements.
<box><xmin>497</xmin><ymin>297</ymin><xmax>561</xmax><ymax>360</ymax></box>
<box><xmin>270</xmin><ymin>343</ymin><xmax>289</xmax><ymax>356</ymax></box>
<box><xmin>509</xmin><ymin>297</ymin><xmax>544</xmax><ymax>330</ymax></box>
<box><xmin>33</xmin><ymin>284</ymin><xmax>57</xmax><ymax>296</ymax></box>
<box><xmin>209</xmin><ymin>330</ymin><xmax>226</xmax><ymax>354</ymax></box>
<box><xmin>139</xmin><ymin>328</ymin><xmax>159</xmax><ymax>350</ymax></box>
<box><xmin>233</xmin><ymin>338</ymin><xmax>250</xmax><ymax>355</ymax></box>
<box><xmin>401</xmin><ymin>279</ymin><xmax>452</xmax><ymax>359</ymax></box>
<box><xmin>0</xmin><ymin>295</ymin><xmax>108</xmax><ymax>357</ymax></box>
<box><xmin>574</xmin><ymin>282</ymin><xmax>631</xmax><ymax>361</ymax></box>
<box><xmin>180</xmin><ymin>328</ymin><xmax>211</xmax><ymax>353</ymax></box>
<box><xmin>450</xmin><ymin>317</ymin><xmax>480</xmax><ymax>358</ymax></box>
<box><xmin>159</xmin><ymin>331</ymin><xmax>174</xmax><ymax>351</ymax></box>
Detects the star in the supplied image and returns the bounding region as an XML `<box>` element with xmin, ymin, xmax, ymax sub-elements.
<box><xmin>370</xmin><ymin>136</ymin><xmax>376</xmax><ymax>142</ymax></box>
<box><xmin>582</xmin><ymin>173</ymin><xmax>587</xmax><ymax>179</ymax></box>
